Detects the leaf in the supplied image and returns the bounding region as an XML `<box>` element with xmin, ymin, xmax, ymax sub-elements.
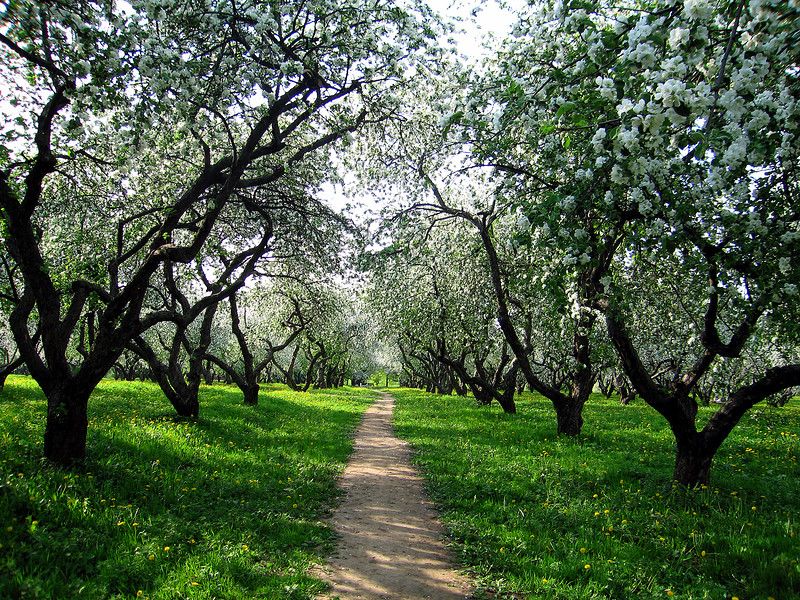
<box><xmin>540</xmin><ymin>123</ymin><xmax>556</xmax><ymax>135</ymax></box>
<box><xmin>688</xmin><ymin>131</ymin><xmax>705</xmax><ymax>143</ymax></box>
<box><xmin>674</xmin><ymin>102</ymin><xmax>691</xmax><ymax>118</ymax></box>
<box><xmin>572</xmin><ymin>114</ymin><xmax>589</xmax><ymax>127</ymax></box>
<box><xmin>556</xmin><ymin>102</ymin><xmax>576</xmax><ymax>119</ymax></box>
<box><xmin>563</xmin><ymin>135</ymin><xmax>572</xmax><ymax>149</ymax></box>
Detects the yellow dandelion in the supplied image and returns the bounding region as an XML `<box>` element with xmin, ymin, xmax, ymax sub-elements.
<box><xmin>584</xmin><ymin>564</ymin><xmax>591</xmax><ymax>569</ymax></box>
<box><xmin>148</xmin><ymin>554</ymin><xmax>155</xmax><ymax>560</ymax></box>
<box><xmin>163</xmin><ymin>546</ymin><xmax>170</xmax><ymax>552</ymax></box>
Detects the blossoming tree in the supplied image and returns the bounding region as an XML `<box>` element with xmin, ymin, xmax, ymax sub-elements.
<box><xmin>0</xmin><ymin>0</ymin><xmax>441</xmax><ymax>464</ymax></box>
<box><xmin>471</xmin><ymin>0</ymin><xmax>799</xmax><ymax>485</ymax></box>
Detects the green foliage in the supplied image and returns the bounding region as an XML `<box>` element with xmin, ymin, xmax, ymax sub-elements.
<box><xmin>0</xmin><ymin>376</ymin><xmax>376</xmax><ymax>600</ymax></box>
<box><xmin>392</xmin><ymin>389</ymin><xmax>800</xmax><ymax>600</ymax></box>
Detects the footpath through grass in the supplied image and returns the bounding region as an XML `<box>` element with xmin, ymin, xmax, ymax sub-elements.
<box><xmin>0</xmin><ymin>376</ymin><xmax>376</xmax><ymax>600</ymax></box>
<box><xmin>391</xmin><ymin>388</ymin><xmax>800</xmax><ymax>600</ymax></box>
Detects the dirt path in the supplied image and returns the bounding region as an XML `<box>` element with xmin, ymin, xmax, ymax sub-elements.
<box><xmin>313</xmin><ymin>391</ymin><xmax>473</xmax><ymax>600</ymax></box>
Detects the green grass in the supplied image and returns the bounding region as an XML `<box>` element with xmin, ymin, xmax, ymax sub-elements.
<box><xmin>392</xmin><ymin>389</ymin><xmax>800</xmax><ymax>600</ymax></box>
<box><xmin>0</xmin><ymin>376</ymin><xmax>377</xmax><ymax>600</ymax></box>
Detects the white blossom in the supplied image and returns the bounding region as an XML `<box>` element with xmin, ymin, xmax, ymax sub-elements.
<box><xmin>591</xmin><ymin>127</ymin><xmax>607</xmax><ymax>152</ymax></box>
<box><xmin>668</xmin><ymin>28</ymin><xmax>690</xmax><ymax>50</ymax></box>
<box><xmin>610</xmin><ymin>165</ymin><xmax>626</xmax><ymax>184</ymax></box>
<box><xmin>617</xmin><ymin>98</ymin><xmax>635</xmax><ymax>115</ymax></box>
<box><xmin>683</xmin><ymin>0</ymin><xmax>713</xmax><ymax>20</ymax></box>
<box><xmin>515</xmin><ymin>212</ymin><xmax>531</xmax><ymax>231</ymax></box>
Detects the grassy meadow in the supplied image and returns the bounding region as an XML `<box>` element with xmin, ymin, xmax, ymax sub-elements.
<box><xmin>0</xmin><ymin>376</ymin><xmax>376</xmax><ymax>600</ymax></box>
<box><xmin>392</xmin><ymin>389</ymin><xmax>800</xmax><ymax>600</ymax></box>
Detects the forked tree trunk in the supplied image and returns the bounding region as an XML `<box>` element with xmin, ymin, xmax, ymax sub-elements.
<box><xmin>559</xmin><ymin>372</ymin><xmax>594</xmax><ymax>435</ymax></box>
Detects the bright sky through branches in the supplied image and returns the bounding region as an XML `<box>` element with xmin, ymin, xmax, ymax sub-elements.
<box><xmin>325</xmin><ymin>0</ymin><xmax>523</xmax><ymax>217</ymax></box>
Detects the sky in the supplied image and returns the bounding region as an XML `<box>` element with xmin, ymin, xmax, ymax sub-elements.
<box><xmin>426</xmin><ymin>0</ymin><xmax>523</xmax><ymax>59</ymax></box>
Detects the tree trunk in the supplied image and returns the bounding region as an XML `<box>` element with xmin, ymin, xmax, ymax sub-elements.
<box><xmin>496</xmin><ymin>390</ymin><xmax>517</xmax><ymax>414</ymax></box>
<box><xmin>167</xmin><ymin>387</ymin><xmax>200</xmax><ymax>418</ymax></box>
<box><xmin>471</xmin><ymin>386</ymin><xmax>493</xmax><ymax>405</ymax></box>
<box><xmin>552</xmin><ymin>352</ymin><xmax>593</xmax><ymax>436</ymax></box>
<box><xmin>673</xmin><ymin>433</ymin><xmax>713</xmax><ymax>487</ymax></box>
<box><xmin>203</xmin><ymin>361</ymin><xmax>215</xmax><ymax>385</ymax></box>
<box><xmin>619</xmin><ymin>387</ymin><xmax>635</xmax><ymax>405</ymax></box>
<box><xmin>243</xmin><ymin>383</ymin><xmax>259</xmax><ymax>406</ymax></box>
<box><xmin>44</xmin><ymin>383</ymin><xmax>91</xmax><ymax>463</ymax></box>
<box><xmin>555</xmin><ymin>400</ymin><xmax>584</xmax><ymax>436</ymax></box>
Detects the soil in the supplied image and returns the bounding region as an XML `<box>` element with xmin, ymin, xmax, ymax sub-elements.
<box><xmin>312</xmin><ymin>391</ymin><xmax>473</xmax><ymax>600</ymax></box>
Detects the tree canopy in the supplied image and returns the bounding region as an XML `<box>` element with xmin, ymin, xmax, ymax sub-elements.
<box><xmin>1</xmin><ymin>0</ymin><xmax>798</xmax><ymax>486</ymax></box>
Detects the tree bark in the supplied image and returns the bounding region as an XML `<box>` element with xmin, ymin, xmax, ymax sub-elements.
<box><xmin>43</xmin><ymin>383</ymin><xmax>91</xmax><ymax>463</ymax></box>
<box><xmin>242</xmin><ymin>383</ymin><xmax>260</xmax><ymax>406</ymax></box>
<box><xmin>555</xmin><ymin>395</ymin><xmax>585</xmax><ymax>436</ymax></box>
<box><xmin>673</xmin><ymin>432</ymin><xmax>713</xmax><ymax>486</ymax></box>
